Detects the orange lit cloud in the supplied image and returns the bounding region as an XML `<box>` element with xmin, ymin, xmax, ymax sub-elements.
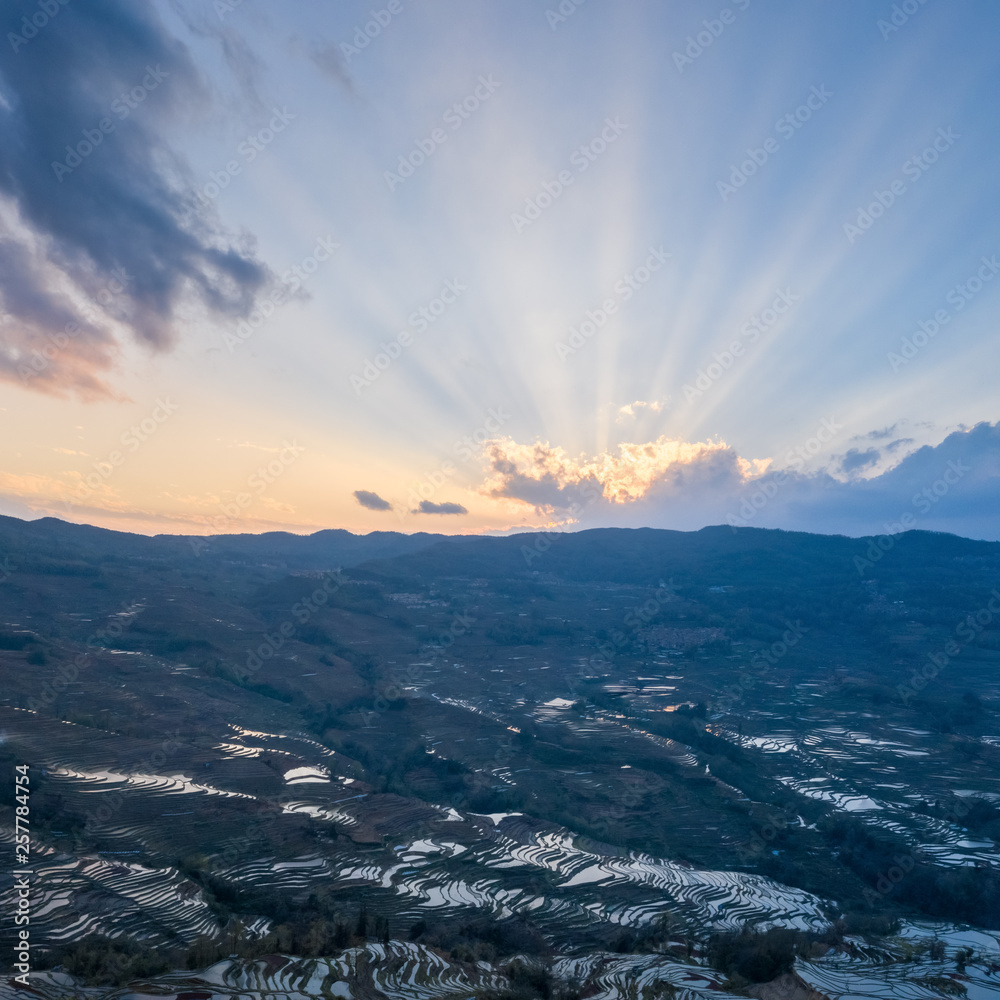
<box><xmin>481</xmin><ymin>435</ymin><xmax>771</xmax><ymax>511</ymax></box>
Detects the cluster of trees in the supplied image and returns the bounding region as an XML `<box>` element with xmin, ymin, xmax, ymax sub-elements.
<box><xmin>39</xmin><ymin>936</ymin><xmax>171</xmax><ymax>986</ymax></box>
<box><xmin>37</xmin><ymin>907</ymin><xmax>561</xmax><ymax>990</ymax></box>
<box><xmin>409</xmin><ymin>913</ymin><xmax>547</xmax><ymax>964</ymax></box>
<box><xmin>483</xmin><ymin>960</ymin><xmax>559</xmax><ymax>1000</ymax></box>
<box><xmin>915</xmin><ymin>691</ymin><xmax>989</xmax><ymax>733</ymax></box>
<box><xmin>0</xmin><ymin>631</ymin><xmax>47</xmax><ymax>662</ymax></box>
<box><xmin>706</xmin><ymin>927</ymin><xmax>840</xmax><ymax>986</ymax></box>
<box><xmin>825</xmin><ymin>814</ymin><xmax>1000</xmax><ymax>926</ymax></box>
<box><xmin>38</xmin><ymin>898</ymin><xmax>392</xmax><ymax>985</ymax></box>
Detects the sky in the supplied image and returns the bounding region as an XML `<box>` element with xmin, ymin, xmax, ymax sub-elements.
<box><xmin>0</xmin><ymin>0</ymin><xmax>998</xmax><ymax>541</ymax></box>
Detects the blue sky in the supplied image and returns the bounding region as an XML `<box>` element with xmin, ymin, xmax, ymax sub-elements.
<box><xmin>1</xmin><ymin>0</ymin><xmax>998</xmax><ymax>539</ymax></box>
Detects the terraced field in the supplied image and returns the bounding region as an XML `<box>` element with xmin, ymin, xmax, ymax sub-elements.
<box><xmin>717</xmin><ymin>719</ymin><xmax>1000</xmax><ymax>868</ymax></box>
<box><xmin>2</xmin><ymin>519</ymin><xmax>1000</xmax><ymax>996</ymax></box>
<box><xmin>220</xmin><ymin>819</ymin><xmax>833</xmax><ymax>934</ymax></box>
<box><xmin>16</xmin><ymin>930</ymin><xmax>1000</xmax><ymax>1000</ymax></box>
<box><xmin>0</xmin><ymin>710</ymin><xmax>833</xmax><ymax>949</ymax></box>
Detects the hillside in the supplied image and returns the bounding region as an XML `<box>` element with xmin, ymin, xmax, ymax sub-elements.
<box><xmin>1</xmin><ymin>516</ymin><xmax>999</xmax><ymax>997</ymax></box>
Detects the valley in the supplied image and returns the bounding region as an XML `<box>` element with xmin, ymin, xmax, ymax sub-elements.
<box><xmin>1</xmin><ymin>517</ymin><xmax>999</xmax><ymax>997</ymax></box>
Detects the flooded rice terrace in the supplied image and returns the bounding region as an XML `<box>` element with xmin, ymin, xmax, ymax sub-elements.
<box><xmin>3</xmin><ymin>546</ymin><xmax>1000</xmax><ymax>998</ymax></box>
<box><xmin>1</xmin><ymin>709</ymin><xmax>834</xmax><ymax>945</ymax></box>
<box><xmin>3</xmin><ymin>696</ymin><xmax>1000</xmax><ymax>998</ymax></box>
<box><xmin>17</xmin><ymin>934</ymin><xmax>1000</xmax><ymax>1000</ymax></box>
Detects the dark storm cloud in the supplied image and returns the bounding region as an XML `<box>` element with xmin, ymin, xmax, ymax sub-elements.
<box><xmin>0</xmin><ymin>236</ymin><xmax>118</xmax><ymax>397</ymax></box>
<box><xmin>0</xmin><ymin>0</ymin><xmax>270</xmax><ymax>397</ymax></box>
<box><xmin>413</xmin><ymin>500</ymin><xmax>468</xmax><ymax>515</ymax></box>
<box><xmin>353</xmin><ymin>489</ymin><xmax>392</xmax><ymax>511</ymax></box>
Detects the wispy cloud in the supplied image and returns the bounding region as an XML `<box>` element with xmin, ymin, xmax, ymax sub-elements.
<box><xmin>301</xmin><ymin>39</ymin><xmax>356</xmax><ymax>96</ymax></box>
<box><xmin>616</xmin><ymin>399</ymin><xmax>666</xmax><ymax>422</ymax></box>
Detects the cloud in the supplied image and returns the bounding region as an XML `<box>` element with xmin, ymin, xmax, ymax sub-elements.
<box><xmin>474</xmin><ymin>423</ymin><xmax>1000</xmax><ymax>541</ymax></box>
<box><xmin>864</xmin><ymin>425</ymin><xmax>899</xmax><ymax>441</ymax></box>
<box><xmin>258</xmin><ymin>496</ymin><xmax>295</xmax><ymax>514</ymax></box>
<box><xmin>353</xmin><ymin>489</ymin><xmax>392</xmax><ymax>511</ymax></box>
<box><xmin>0</xmin><ymin>0</ymin><xmax>271</xmax><ymax>398</ymax></box>
<box><xmin>413</xmin><ymin>500</ymin><xmax>469</xmax><ymax>515</ymax></box>
<box><xmin>770</xmin><ymin>421</ymin><xmax>1000</xmax><ymax>539</ymax></box>
<box><xmin>483</xmin><ymin>435</ymin><xmax>767</xmax><ymax>512</ymax></box>
<box><xmin>839</xmin><ymin>447</ymin><xmax>881</xmax><ymax>474</ymax></box>
<box><xmin>482</xmin><ymin>441</ymin><xmax>604</xmax><ymax>512</ymax></box>
<box><xmin>616</xmin><ymin>399</ymin><xmax>665</xmax><ymax>422</ymax></box>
